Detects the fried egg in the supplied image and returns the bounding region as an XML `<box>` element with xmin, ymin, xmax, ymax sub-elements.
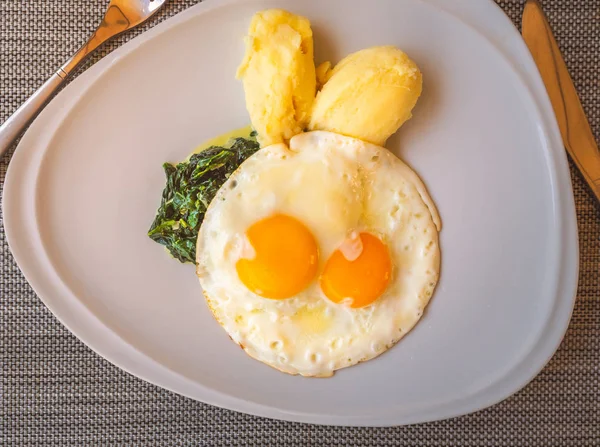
<box><xmin>196</xmin><ymin>131</ymin><xmax>441</xmax><ymax>377</ymax></box>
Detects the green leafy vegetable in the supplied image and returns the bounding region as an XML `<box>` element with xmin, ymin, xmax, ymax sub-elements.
<box><xmin>148</xmin><ymin>132</ymin><xmax>260</xmax><ymax>263</ymax></box>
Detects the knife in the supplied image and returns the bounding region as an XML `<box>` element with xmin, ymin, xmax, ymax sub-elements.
<box><xmin>522</xmin><ymin>0</ymin><xmax>600</xmax><ymax>203</ymax></box>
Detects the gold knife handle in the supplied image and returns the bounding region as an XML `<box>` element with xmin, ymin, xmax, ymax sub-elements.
<box><xmin>523</xmin><ymin>0</ymin><xmax>600</xmax><ymax>202</ymax></box>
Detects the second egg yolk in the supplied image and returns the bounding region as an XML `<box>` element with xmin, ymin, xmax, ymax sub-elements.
<box><xmin>236</xmin><ymin>214</ymin><xmax>319</xmax><ymax>299</ymax></box>
<box><xmin>320</xmin><ymin>232</ymin><xmax>392</xmax><ymax>308</ymax></box>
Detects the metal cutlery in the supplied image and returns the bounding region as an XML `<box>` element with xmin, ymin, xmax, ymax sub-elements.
<box><xmin>0</xmin><ymin>0</ymin><xmax>168</xmax><ymax>155</ymax></box>
<box><xmin>522</xmin><ymin>0</ymin><xmax>600</xmax><ymax>203</ymax></box>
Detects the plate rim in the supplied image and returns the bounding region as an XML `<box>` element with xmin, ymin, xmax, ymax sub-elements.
<box><xmin>2</xmin><ymin>0</ymin><xmax>579</xmax><ymax>426</ymax></box>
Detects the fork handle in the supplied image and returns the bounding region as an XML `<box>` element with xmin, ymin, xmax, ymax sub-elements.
<box><xmin>0</xmin><ymin>72</ymin><xmax>66</xmax><ymax>155</ymax></box>
<box><xmin>0</xmin><ymin>9</ymin><xmax>114</xmax><ymax>156</ymax></box>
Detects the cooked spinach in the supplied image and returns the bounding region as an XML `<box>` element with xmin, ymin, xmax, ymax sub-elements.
<box><xmin>148</xmin><ymin>132</ymin><xmax>259</xmax><ymax>263</ymax></box>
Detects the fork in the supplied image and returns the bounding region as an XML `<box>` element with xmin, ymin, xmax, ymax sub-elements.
<box><xmin>0</xmin><ymin>0</ymin><xmax>168</xmax><ymax>155</ymax></box>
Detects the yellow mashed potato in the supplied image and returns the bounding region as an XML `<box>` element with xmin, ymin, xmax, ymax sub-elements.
<box><xmin>236</xmin><ymin>9</ymin><xmax>317</xmax><ymax>147</ymax></box>
<box><xmin>310</xmin><ymin>46</ymin><xmax>423</xmax><ymax>146</ymax></box>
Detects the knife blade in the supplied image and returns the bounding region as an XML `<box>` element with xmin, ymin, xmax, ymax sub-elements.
<box><xmin>522</xmin><ymin>0</ymin><xmax>600</xmax><ymax>203</ymax></box>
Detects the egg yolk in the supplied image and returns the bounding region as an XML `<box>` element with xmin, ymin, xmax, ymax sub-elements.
<box><xmin>236</xmin><ymin>214</ymin><xmax>319</xmax><ymax>299</ymax></box>
<box><xmin>320</xmin><ymin>232</ymin><xmax>392</xmax><ymax>308</ymax></box>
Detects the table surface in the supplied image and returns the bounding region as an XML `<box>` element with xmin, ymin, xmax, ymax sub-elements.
<box><xmin>1</xmin><ymin>0</ymin><xmax>599</xmax><ymax>445</ymax></box>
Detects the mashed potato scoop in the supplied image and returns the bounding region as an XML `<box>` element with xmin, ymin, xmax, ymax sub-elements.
<box><xmin>310</xmin><ymin>46</ymin><xmax>423</xmax><ymax>146</ymax></box>
<box><xmin>237</xmin><ymin>9</ymin><xmax>317</xmax><ymax>147</ymax></box>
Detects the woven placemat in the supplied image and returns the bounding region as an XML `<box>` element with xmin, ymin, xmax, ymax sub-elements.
<box><xmin>1</xmin><ymin>0</ymin><xmax>599</xmax><ymax>445</ymax></box>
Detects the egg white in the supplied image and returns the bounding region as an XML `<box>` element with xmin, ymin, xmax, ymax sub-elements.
<box><xmin>196</xmin><ymin>131</ymin><xmax>441</xmax><ymax>377</ymax></box>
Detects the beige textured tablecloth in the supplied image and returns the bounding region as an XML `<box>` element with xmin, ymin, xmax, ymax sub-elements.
<box><xmin>1</xmin><ymin>0</ymin><xmax>598</xmax><ymax>445</ymax></box>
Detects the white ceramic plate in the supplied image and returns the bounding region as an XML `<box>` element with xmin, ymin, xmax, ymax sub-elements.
<box><xmin>3</xmin><ymin>0</ymin><xmax>578</xmax><ymax>426</ymax></box>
